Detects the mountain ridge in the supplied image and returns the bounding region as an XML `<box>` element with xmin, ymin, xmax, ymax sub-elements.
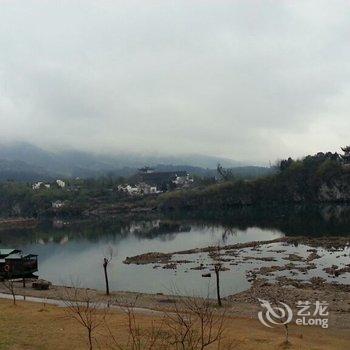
<box><xmin>0</xmin><ymin>143</ymin><xmax>269</xmax><ymax>181</ymax></box>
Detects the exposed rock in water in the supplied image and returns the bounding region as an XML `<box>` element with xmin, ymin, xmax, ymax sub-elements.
<box><xmin>247</xmin><ymin>265</ymin><xmax>286</xmax><ymax>278</ymax></box>
<box><xmin>162</xmin><ymin>263</ymin><xmax>177</xmax><ymax>270</ymax></box>
<box><xmin>123</xmin><ymin>237</ymin><xmax>349</xmax><ymax>267</ymax></box>
<box><xmin>324</xmin><ymin>265</ymin><xmax>339</xmax><ymax>275</ymax></box>
<box><xmin>283</xmin><ymin>253</ymin><xmax>304</xmax><ymax>262</ymax></box>
<box><xmin>306</xmin><ymin>251</ymin><xmax>321</xmax><ymax>261</ymax></box>
<box><xmin>124</xmin><ymin>252</ymin><xmax>172</xmax><ymax>265</ymax></box>
<box><xmin>175</xmin><ymin>237</ymin><xmax>288</xmax><ymax>255</ymax></box>
<box><xmin>243</xmin><ymin>256</ymin><xmax>277</xmax><ymax>262</ymax></box>
<box><xmin>324</xmin><ymin>265</ymin><xmax>350</xmax><ymax>276</ymax></box>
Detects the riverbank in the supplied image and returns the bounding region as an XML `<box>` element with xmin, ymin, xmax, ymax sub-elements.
<box><xmin>0</xmin><ymin>217</ymin><xmax>38</xmax><ymax>229</ymax></box>
<box><xmin>0</xmin><ymin>276</ymin><xmax>349</xmax><ymax>329</ymax></box>
<box><xmin>2</xmin><ymin>226</ymin><xmax>349</xmax><ymax>330</ymax></box>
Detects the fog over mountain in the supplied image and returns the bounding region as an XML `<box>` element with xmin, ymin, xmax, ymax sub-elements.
<box><xmin>0</xmin><ymin>142</ymin><xmax>251</xmax><ymax>180</ymax></box>
<box><xmin>1</xmin><ymin>1</ymin><xmax>349</xmax><ymax>163</ymax></box>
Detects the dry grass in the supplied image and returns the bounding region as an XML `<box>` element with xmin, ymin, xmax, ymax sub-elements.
<box><xmin>0</xmin><ymin>299</ymin><xmax>349</xmax><ymax>350</ymax></box>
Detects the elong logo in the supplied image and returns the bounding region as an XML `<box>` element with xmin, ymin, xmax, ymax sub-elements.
<box><xmin>258</xmin><ymin>299</ymin><xmax>329</xmax><ymax>329</ymax></box>
<box><xmin>258</xmin><ymin>298</ymin><xmax>293</xmax><ymax>328</ymax></box>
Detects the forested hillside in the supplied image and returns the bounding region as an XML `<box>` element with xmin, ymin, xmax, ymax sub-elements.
<box><xmin>160</xmin><ymin>152</ymin><xmax>350</xmax><ymax>210</ymax></box>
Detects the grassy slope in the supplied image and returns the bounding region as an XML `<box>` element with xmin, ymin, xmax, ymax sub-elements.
<box><xmin>0</xmin><ymin>299</ymin><xmax>349</xmax><ymax>350</ymax></box>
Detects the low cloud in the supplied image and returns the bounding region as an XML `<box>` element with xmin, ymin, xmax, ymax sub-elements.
<box><xmin>0</xmin><ymin>1</ymin><xmax>349</xmax><ymax>163</ymax></box>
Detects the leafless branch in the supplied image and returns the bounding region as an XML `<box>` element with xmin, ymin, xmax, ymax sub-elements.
<box><xmin>60</xmin><ymin>285</ymin><xmax>109</xmax><ymax>350</ymax></box>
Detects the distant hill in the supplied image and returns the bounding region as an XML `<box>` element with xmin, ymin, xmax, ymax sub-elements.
<box><xmin>0</xmin><ymin>159</ymin><xmax>53</xmax><ymax>182</ymax></box>
<box><xmin>0</xmin><ymin>142</ymin><xmax>269</xmax><ymax>181</ymax></box>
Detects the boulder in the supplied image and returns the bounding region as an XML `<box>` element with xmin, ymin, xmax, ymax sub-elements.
<box><xmin>32</xmin><ymin>279</ymin><xmax>52</xmax><ymax>290</ymax></box>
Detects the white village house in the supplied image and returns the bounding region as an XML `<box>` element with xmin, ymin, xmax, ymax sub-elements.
<box><xmin>33</xmin><ymin>179</ymin><xmax>65</xmax><ymax>190</ymax></box>
<box><xmin>117</xmin><ymin>184</ymin><xmax>140</xmax><ymax>196</ymax></box>
<box><xmin>117</xmin><ymin>183</ymin><xmax>160</xmax><ymax>196</ymax></box>
<box><xmin>32</xmin><ymin>182</ymin><xmax>50</xmax><ymax>190</ymax></box>
<box><xmin>172</xmin><ymin>173</ymin><xmax>194</xmax><ymax>187</ymax></box>
<box><xmin>56</xmin><ymin>179</ymin><xmax>66</xmax><ymax>188</ymax></box>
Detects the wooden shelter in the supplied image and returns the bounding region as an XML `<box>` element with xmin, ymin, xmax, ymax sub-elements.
<box><xmin>0</xmin><ymin>248</ymin><xmax>38</xmax><ymax>279</ymax></box>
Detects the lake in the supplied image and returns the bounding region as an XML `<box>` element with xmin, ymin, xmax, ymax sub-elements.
<box><xmin>1</xmin><ymin>206</ymin><xmax>349</xmax><ymax>297</ymax></box>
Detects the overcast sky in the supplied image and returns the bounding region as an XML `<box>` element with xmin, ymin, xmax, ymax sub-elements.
<box><xmin>0</xmin><ymin>1</ymin><xmax>349</xmax><ymax>164</ymax></box>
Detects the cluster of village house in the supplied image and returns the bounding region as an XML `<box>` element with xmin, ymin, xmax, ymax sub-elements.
<box><xmin>30</xmin><ymin>167</ymin><xmax>193</xmax><ymax>208</ymax></box>
<box><xmin>117</xmin><ymin>167</ymin><xmax>193</xmax><ymax>196</ymax></box>
<box><xmin>117</xmin><ymin>183</ymin><xmax>160</xmax><ymax>195</ymax></box>
<box><xmin>32</xmin><ymin>179</ymin><xmax>67</xmax><ymax>208</ymax></box>
<box><xmin>32</xmin><ymin>179</ymin><xmax>66</xmax><ymax>190</ymax></box>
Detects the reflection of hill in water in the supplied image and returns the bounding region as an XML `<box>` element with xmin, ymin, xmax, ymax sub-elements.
<box><xmin>129</xmin><ymin>221</ymin><xmax>191</xmax><ymax>239</ymax></box>
<box><xmin>168</xmin><ymin>204</ymin><xmax>350</xmax><ymax>236</ymax></box>
<box><xmin>0</xmin><ymin>219</ymin><xmax>192</xmax><ymax>246</ymax></box>
<box><xmin>0</xmin><ymin>204</ymin><xmax>349</xmax><ymax>246</ymax></box>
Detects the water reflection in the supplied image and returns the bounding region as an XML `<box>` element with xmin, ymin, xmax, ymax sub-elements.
<box><xmin>0</xmin><ymin>205</ymin><xmax>348</xmax><ymax>297</ymax></box>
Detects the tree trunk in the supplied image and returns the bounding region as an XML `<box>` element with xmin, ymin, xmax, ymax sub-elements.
<box><xmin>284</xmin><ymin>324</ymin><xmax>289</xmax><ymax>344</ymax></box>
<box><xmin>214</xmin><ymin>265</ymin><xmax>222</xmax><ymax>307</ymax></box>
<box><xmin>103</xmin><ymin>258</ymin><xmax>109</xmax><ymax>296</ymax></box>
<box><xmin>22</xmin><ymin>278</ymin><xmax>26</xmax><ymax>288</ymax></box>
<box><xmin>11</xmin><ymin>290</ymin><xmax>16</xmax><ymax>305</ymax></box>
<box><xmin>88</xmin><ymin>329</ymin><xmax>93</xmax><ymax>350</ymax></box>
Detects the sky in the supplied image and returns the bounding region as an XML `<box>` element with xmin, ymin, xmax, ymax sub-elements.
<box><xmin>0</xmin><ymin>1</ymin><xmax>349</xmax><ymax>164</ymax></box>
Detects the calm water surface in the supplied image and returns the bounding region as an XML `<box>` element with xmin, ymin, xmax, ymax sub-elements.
<box><xmin>1</xmin><ymin>215</ymin><xmax>349</xmax><ymax>297</ymax></box>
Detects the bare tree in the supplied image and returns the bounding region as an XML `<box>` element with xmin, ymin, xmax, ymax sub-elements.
<box><xmin>213</xmin><ymin>265</ymin><xmax>222</xmax><ymax>307</ymax></box>
<box><xmin>1</xmin><ymin>276</ymin><xmax>17</xmax><ymax>305</ymax></box>
<box><xmin>105</xmin><ymin>294</ymin><xmax>230</xmax><ymax>350</ymax></box>
<box><xmin>269</xmin><ymin>290</ymin><xmax>292</xmax><ymax>347</ymax></box>
<box><xmin>106</xmin><ymin>296</ymin><xmax>166</xmax><ymax>350</ymax></box>
<box><xmin>61</xmin><ymin>286</ymin><xmax>108</xmax><ymax>350</ymax></box>
<box><xmin>103</xmin><ymin>246</ymin><xmax>114</xmax><ymax>296</ymax></box>
<box><xmin>211</xmin><ymin>243</ymin><xmax>223</xmax><ymax>307</ymax></box>
<box><xmin>255</xmin><ymin>286</ymin><xmax>292</xmax><ymax>347</ymax></box>
<box><xmin>164</xmin><ymin>295</ymin><xmax>228</xmax><ymax>350</ymax></box>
